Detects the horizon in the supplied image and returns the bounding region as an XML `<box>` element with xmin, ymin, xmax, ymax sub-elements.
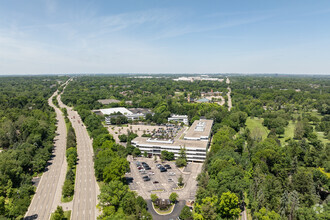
<box><xmin>1</xmin><ymin>0</ymin><xmax>330</xmax><ymax>75</ymax></box>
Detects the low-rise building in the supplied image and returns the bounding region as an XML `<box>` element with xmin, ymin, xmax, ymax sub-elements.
<box><xmin>132</xmin><ymin>119</ymin><xmax>213</xmax><ymax>162</ymax></box>
<box><xmin>94</xmin><ymin>107</ymin><xmax>149</xmax><ymax>124</ymax></box>
<box><xmin>168</xmin><ymin>115</ymin><xmax>189</xmax><ymax>125</ymax></box>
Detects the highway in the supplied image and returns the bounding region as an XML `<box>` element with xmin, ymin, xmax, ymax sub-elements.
<box><xmin>59</xmin><ymin>93</ymin><xmax>100</xmax><ymax>220</ymax></box>
<box><xmin>24</xmin><ymin>90</ymin><xmax>68</xmax><ymax>220</ymax></box>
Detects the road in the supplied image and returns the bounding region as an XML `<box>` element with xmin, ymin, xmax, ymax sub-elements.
<box><xmin>25</xmin><ymin>90</ymin><xmax>68</xmax><ymax>220</ymax></box>
<box><xmin>146</xmin><ymin>200</ymin><xmax>185</xmax><ymax>220</ymax></box>
<box><xmin>227</xmin><ymin>87</ymin><xmax>232</xmax><ymax>111</ymax></box>
<box><xmin>59</xmin><ymin>92</ymin><xmax>100</xmax><ymax>220</ymax></box>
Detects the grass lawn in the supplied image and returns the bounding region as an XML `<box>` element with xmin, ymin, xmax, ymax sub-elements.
<box><xmin>278</xmin><ymin>121</ymin><xmax>296</xmax><ymax>145</ymax></box>
<box><xmin>64</xmin><ymin>210</ymin><xmax>71</xmax><ymax>220</ymax></box>
<box><xmin>245</xmin><ymin>117</ymin><xmax>269</xmax><ymax>140</ymax></box>
<box><xmin>316</xmin><ymin>131</ymin><xmax>330</xmax><ymax>145</ymax></box>
<box><xmin>61</xmin><ymin>196</ymin><xmax>73</xmax><ymax>203</ymax></box>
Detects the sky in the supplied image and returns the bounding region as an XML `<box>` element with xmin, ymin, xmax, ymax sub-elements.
<box><xmin>0</xmin><ymin>0</ymin><xmax>330</xmax><ymax>75</ymax></box>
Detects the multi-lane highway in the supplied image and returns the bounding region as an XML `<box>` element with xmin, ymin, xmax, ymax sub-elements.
<box><xmin>25</xmin><ymin>90</ymin><xmax>68</xmax><ymax>220</ymax></box>
<box><xmin>59</xmin><ymin>94</ymin><xmax>100</xmax><ymax>220</ymax></box>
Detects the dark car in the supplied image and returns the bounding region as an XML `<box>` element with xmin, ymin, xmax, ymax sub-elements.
<box><xmin>144</xmin><ymin>166</ymin><xmax>151</xmax><ymax>170</ymax></box>
<box><xmin>160</xmin><ymin>167</ymin><xmax>167</xmax><ymax>172</ymax></box>
<box><xmin>164</xmin><ymin>165</ymin><xmax>171</xmax><ymax>169</ymax></box>
<box><xmin>153</xmin><ymin>181</ymin><xmax>159</xmax><ymax>184</ymax></box>
<box><xmin>143</xmin><ymin>177</ymin><xmax>151</xmax><ymax>181</ymax></box>
<box><xmin>125</xmin><ymin>177</ymin><xmax>134</xmax><ymax>183</ymax></box>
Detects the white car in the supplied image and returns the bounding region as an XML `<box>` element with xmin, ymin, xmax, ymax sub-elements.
<box><xmin>169</xmin><ymin>172</ymin><xmax>175</xmax><ymax>176</ymax></box>
<box><xmin>148</xmin><ymin>171</ymin><xmax>155</xmax><ymax>175</ymax></box>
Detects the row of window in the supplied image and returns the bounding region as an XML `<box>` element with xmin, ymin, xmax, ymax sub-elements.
<box><xmin>135</xmin><ymin>144</ymin><xmax>206</xmax><ymax>152</ymax></box>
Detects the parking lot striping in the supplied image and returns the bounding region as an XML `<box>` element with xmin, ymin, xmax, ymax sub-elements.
<box><xmin>126</xmin><ymin>156</ymin><xmax>202</xmax><ymax>200</ymax></box>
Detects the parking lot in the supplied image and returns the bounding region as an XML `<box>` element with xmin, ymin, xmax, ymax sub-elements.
<box><xmin>125</xmin><ymin>156</ymin><xmax>202</xmax><ymax>200</ymax></box>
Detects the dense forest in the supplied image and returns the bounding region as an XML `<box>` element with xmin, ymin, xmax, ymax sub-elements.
<box><xmin>0</xmin><ymin>77</ymin><xmax>65</xmax><ymax>219</ymax></box>
<box><xmin>1</xmin><ymin>74</ymin><xmax>328</xmax><ymax>219</ymax></box>
<box><xmin>62</xmin><ymin>74</ymin><xmax>329</xmax><ymax>220</ymax></box>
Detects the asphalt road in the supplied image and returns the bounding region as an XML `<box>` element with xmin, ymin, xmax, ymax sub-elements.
<box><xmin>147</xmin><ymin>200</ymin><xmax>185</xmax><ymax>220</ymax></box>
<box><xmin>227</xmin><ymin>87</ymin><xmax>232</xmax><ymax>111</ymax></box>
<box><xmin>59</xmin><ymin>96</ymin><xmax>100</xmax><ymax>220</ymax></box>
<box><xmin>24</xmin><ymin>90</ymin><xmax>68</xmax><ymax>220</ymax></box>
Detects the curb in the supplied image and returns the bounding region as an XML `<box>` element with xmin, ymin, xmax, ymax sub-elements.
<box><xmin>151</xmin><ymin>202</ymin><xmax>175</xmax><ymax>216</ymax></box>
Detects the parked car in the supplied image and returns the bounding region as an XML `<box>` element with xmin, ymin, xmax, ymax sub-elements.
<box><xmin>148</xmin><ymin>171</ymin><xmax>155</xmax><ymax>175</ymax></box>
<box><xmin>143</xmin><ymin>177</ymin><xmax>150</xmax><ymax>181</ymax></box>
<box><xmin>153</xmin><ymin>181</ymin><xmax>159</xmax><ymax>184</ymax></box>
<box><xmin>168</xmin><ymin>178</ymin><xmax>173</xmax><ymax>182</ymax></box>
<box><xmin>160</xmin><ymin>167</ymin><xmax>167</xmax><ymax>172</ymax></box>
<box><xmin>164</xmin><ymin>164</ymin><xmax>171</xmax><ymax>169</ymax></box>
<box><xmin>142</xmin><ymin>176</ymin><xmax>149</xmax><ymax>179</ymax></box>
<box><xmin>169</xmin><ymin>172</ymin><xmax>176</xmax><ymax>176</ymax></box>
<box><xmin>144</xmin><ymin>166</ymin><xmax>151</xmax><ymax>170</ymax></box>
<box><xmin>156</xmin><ymin>164</ymin><xmax>162</xmax><ymax>168</ymax></box>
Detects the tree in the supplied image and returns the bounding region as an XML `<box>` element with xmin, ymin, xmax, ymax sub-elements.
<box><xmin>176</xmin><ymin>146</ymin><xmax>187</xmax><ymax>167</ymax></box>
<box><xmin>151</xmin><ymin>194</ymin><xmax>158</xmax><ymax>203</ymax></box>
<box><xmin>62</xmin><ymin>180</ymin><xmax>74</xmax><ymax>198</ymax></box>
<box><xmin>254</xmin><ymin>207</ymin><xmax>281</xmax><ymax>220</ymax></box>
<box><xmin>136</xmin><ymin>196</ymin><xmax>147</xmax><ymax>210</ymax></box>
<box><xmin>178</xmin><ymin>174</ymin><xmax>184</xmax><ymax>187</ymax></box>
<box><xmin>118</xmin><ymin>134</ymin><xmax>127</xmax><ymax>142</ymax></box>
<box><xmin>132</xmin><ymin>147</ymin><xmax>141</xmax><ymax>158</ymax></box>
<box><xmin>169</xmin><ymin>192</ymin><xmax>178</xmax><ymax>203</ymax></box>
<box><xmin>161</xmin><ymin>150</ymin><xmax>168</xmax><ymax>161</ymax></box>
<box><xmin>103</xmin><ymin>157</ymin><xmax>129</xmax><ymax>183</ymax></box>
<box><xmin>51</xmin><ymin>206</ymin><xmax>64</xmax><ymax>220</ymax></box>
<box><xmin>98</xmin><ymin>180</ymin><xmax>129</xmax><ymax>210</ymax></box>
<box><xmin>143</xmin><ymin>151</ymin><xmax>148</xmax><ymax>157</ymax></box>
<box><xmin>190</xmin><ymin>115</ymin><xmax>200</xmax><ymax>125</ymax></box>
<box><xmin>218</xmin><ymin>192</ymin><xmax>241</xmax><ymax>219</ymax></box>
<box><xmin>179</xmin><ymin>205</ymin><xmax>193</xmax><ymax>220</ymax></box>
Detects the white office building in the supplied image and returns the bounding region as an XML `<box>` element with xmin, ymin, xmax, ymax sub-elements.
<box><xmin>94</xmin><ymin>107</ymin><xmax>145</xmax><ymax>124</ymax></box>
<box><xmin>131</xmin><ymin>119</ymin><xmax>213</xmax><ymax>162</ymax></box>
<box><xmin>168</xmin><ymin>115</ymin><xmax>189</xmax><ymax>125</ymax></box>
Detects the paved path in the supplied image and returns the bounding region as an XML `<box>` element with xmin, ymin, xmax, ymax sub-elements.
<box><xmin>25</xmin><ymin>90</ymin><xmax>68</xmax><ymax>220</ymax></box>
<box><xmin>227</xmin><ymin>87</ymin><xmax>232</xmax><ymax>111</ymax></box>
<box><xmin>146</xmin><ymin>200</ymin><xmax>185</xmax><ymax>220</ymax></box>
<box><xmin>59</xmin><ymin>88</ymin><xmax>100</xmax><ymax>220</ymax></box>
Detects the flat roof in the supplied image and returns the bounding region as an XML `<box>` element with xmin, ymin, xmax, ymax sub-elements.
<box><xmin>184</xmin><ymin>119</ymin><xmax>213</xmax><ymax>139</ymax></box>
<box><xmin>99</xmin><ymin>107</ymin><xmax>133</xmax><ymax>115</ymax></box>
<box><xmin>132</xmin><ymin>136</ymin><xmax>208</xmax><ymax>149</ymax></box>
<box><xmin>97</xmin><ymin>99</ymin><xmax>120</xmax><ymax>104</ymax></box>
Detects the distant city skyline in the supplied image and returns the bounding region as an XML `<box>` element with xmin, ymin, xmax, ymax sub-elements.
<box><xmin>1</xmin><ymin>0</ymin><xmax>330</xmax><ymax>75</ymax></box>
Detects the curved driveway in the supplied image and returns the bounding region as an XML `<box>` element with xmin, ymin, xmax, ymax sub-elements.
<box><xmin>146</xmin><ymin>200</ymin><xmax>185</xmax><ymax>220</ymax></box>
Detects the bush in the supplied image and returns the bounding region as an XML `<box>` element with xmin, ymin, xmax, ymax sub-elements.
<box><xmin>176</xmin><ymin>158</ymin><xmax>187</xmax><ymax>167</ymax></box>
<box><xmin>169</xmin><ymin>192</ymin><xmax>178</xmax><ymax>203</ymax></box>
<box><xmin>151</xmin><ymin>194</ymin><xmax>158</xmax><ymax>203</ymax></box>
<box><xmin>118</xmin><ymin>134</ymin><xmax>127</xmax><ymax>142</ymax></box>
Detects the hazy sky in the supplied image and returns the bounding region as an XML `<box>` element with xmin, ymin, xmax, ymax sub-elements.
<box><xmin>1</xmin><ymin>0</ymin><xmax>330</xmax><ymax>75</ymax></box>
